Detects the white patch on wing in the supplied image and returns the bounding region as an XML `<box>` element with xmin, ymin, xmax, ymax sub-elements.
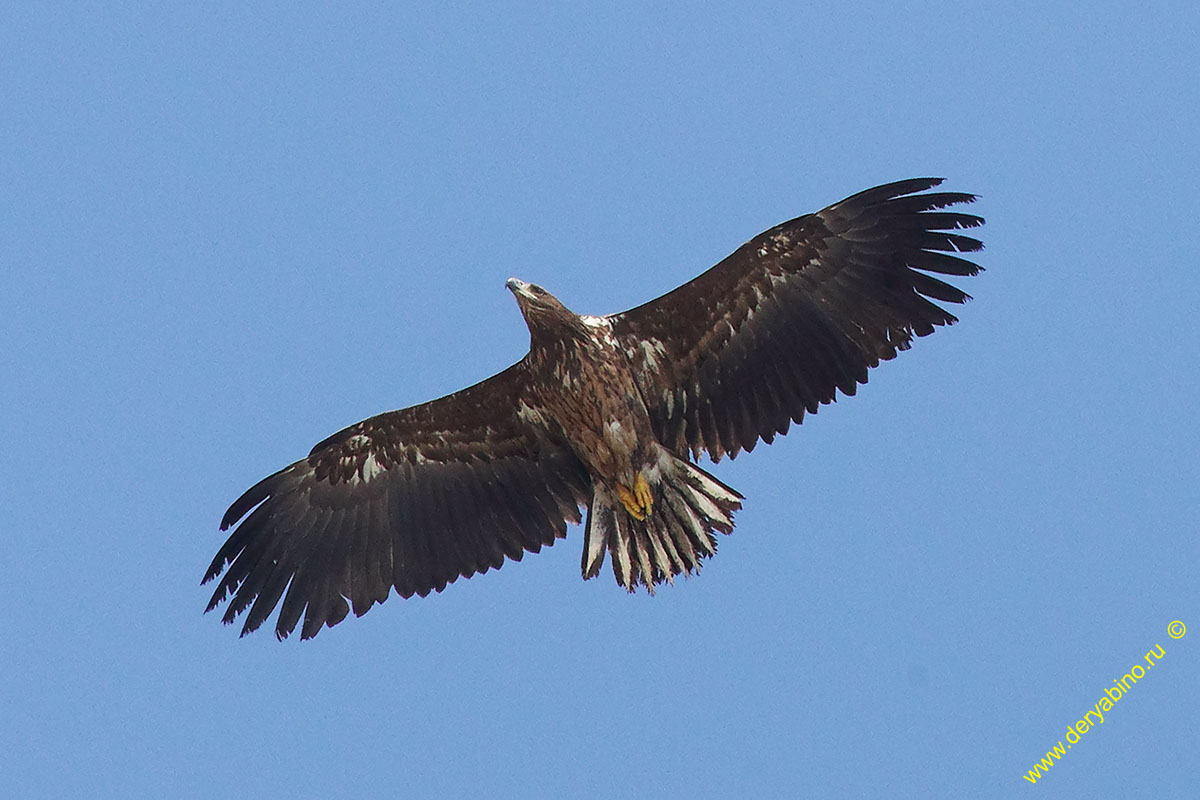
<box><xmin>552</xmin><ymin>364</ymin><xmax>580</xmax><ymax>390</ymax></box>
<box><xmin>767</xmin><ymin>269</ymin><xmax>795</xmax><ymax>289</ymax></box>
<box><xmin>360</xmin><ymin>452</ymin><xmax>385</xmax><ymax>482</ymax></box>
<box><xmin>517</xmin><ymin>400</ymin><xmax>549</xmax><ymax>428</ymax></box>
<box><xmin>738</xmin><ymin>285</ymin><xmax>767</xmax><ymax>324</ymax></box>
<box><xmin>756</xmin><ymin>233</ymin><xmax>792</xmax><ymax>260</ymax></box>
<box><xmin>640</xmin><ymin>338</ymin><xmax>665</xmax><ymax>364</ymax></box>
<box><xmin>624</xmin><ymin>337</ymin><xmax>667</xmax><ymax>380</ymax></box>
<box><xmin>579</xmin><ymin>317</ymin><xmax>620</xmax><ymax>353</ymax></box>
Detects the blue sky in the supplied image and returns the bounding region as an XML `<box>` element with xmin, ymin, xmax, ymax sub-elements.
<box><xmin>4</xmin><ymin>3</ymin><xmax>1198</xmax><ymax>798</ymax></box>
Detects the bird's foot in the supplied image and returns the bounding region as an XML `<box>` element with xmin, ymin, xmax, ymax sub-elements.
<box><xmin>616</xmin><ymin>473</ymin><xmax>654</xmax><ymax>520</ymax></box>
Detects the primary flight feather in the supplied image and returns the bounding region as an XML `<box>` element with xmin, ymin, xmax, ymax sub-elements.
<box><xmin>205</xmin><ymin>178</ymin><xmax>984</xmax><ymax>639</ymax></box>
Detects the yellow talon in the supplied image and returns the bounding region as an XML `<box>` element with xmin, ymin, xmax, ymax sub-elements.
<box><xmin>616</xmin><ymin>484</ymin><xmax>644</xmax><ymax>519</ymax></box>
<box><xmin>634</xmin><ymin>473</ymin><xmax>653</xmax><ymax>515</ymax></box>
<box><xmin>616</xmin><ymin>474</ymin><xmax>654</xmax><ymax>520</ymax></box>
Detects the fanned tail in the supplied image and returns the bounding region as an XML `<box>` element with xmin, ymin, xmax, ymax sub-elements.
<box><xmin>582</xmin><ymin>451</ymin><xmax>743</xmax><ymax>591</ymax></box>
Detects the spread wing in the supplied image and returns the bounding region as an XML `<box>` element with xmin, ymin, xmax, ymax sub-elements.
<box><xmin>204</xmin><ymin>362</ymin><xmax>591</xmax><ymax>640</ymax></box>
<box><xmin>610</xmin><ymin>178</ymin><xmax>984</xmax><ymax>461</ymax></box>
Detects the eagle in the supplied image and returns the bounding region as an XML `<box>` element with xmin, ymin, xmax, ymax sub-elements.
<box><xmin>204</xmin><ymin>178</ymin><xmax>984</xmax><ymax>640</ymax></box>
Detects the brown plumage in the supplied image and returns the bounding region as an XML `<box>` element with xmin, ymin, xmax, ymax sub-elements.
<box><xmin>204</xmin><ymin>177</ymin><xmax>984</xmax><ymax>639</ymax></box>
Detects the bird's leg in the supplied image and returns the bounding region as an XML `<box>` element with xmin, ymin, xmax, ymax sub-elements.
<box><xmin>616</xmin><ymin>473</ymin><xmax>654</xmax><ymax>520</ymax></box>
<box><xmin>633</xmin><ymin>473</ymin><xmax>653</xmax><ymax>515</ymax></box>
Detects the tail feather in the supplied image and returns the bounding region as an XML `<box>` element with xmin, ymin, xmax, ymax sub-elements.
<box><xmin>582</xmin><ymin>452</ymin><xmax>742</xmax><ymax>591</ymax></box>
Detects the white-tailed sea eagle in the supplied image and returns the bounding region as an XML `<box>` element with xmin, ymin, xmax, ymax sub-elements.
<box><xmin>204</xmin><ymin>178</ymin><xmax>984</xmax><ymax>639</ymax></box>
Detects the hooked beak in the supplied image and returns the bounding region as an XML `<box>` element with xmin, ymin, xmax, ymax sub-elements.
<box><xmin>506</xmin><ymin>277</ymin><xmax>532</xmax><ymax>298</ymax></box>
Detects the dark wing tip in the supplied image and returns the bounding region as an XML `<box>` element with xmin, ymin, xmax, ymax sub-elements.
<box><xmin>204</xmin><ymin>477</ymin><xmax>287</xmax><ymax>595</ymax></box>
<box><xmin>838</xmin><ymin>177</ymin><xmax>945</xmax><ymax>206</ymax></box>
<box><xmin>219</xmin><ymin>468</ymin><xmax>287</xmax><ymax>531</ymax></box>
<box><xmin>835</xmin><ymin>177</ymin><xmax>981</xmax><ymax>215</ymax></box>
<box><xmin>201</xmin><ymin>553</ymin><xmax>230</xmax><ymax>588</ymax></box>
<box><xmin>831</xmin><ymin>177</ymin><xmax>986</xmax><ymax>284</ymax></box>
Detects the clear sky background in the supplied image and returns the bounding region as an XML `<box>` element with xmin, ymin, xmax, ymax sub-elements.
<box><xmin>4</xmin><ymin>3</ymin><xmax>1198</xmax><ymax>798</ymax></box>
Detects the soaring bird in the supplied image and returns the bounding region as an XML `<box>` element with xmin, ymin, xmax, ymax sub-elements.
<box><xmin>204</xmin><ymin>178</ymin><xmax>984</xmax><ymax>639</ymax></box>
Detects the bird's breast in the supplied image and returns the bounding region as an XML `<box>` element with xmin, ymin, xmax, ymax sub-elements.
<box><xmin>528</xmin><ymin>326</ymin><xmax>655</xmax><ymax>481</ymax></box>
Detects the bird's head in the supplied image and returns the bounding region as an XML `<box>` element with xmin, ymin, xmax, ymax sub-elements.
<box><xmin>506</xmin><ymin>277</ymin><xmax>583</xmax><ymax>342</ymax></box>
<box><xmin>507</xmin><ymin>277</ymin><xmax>569</xmax><ymax>318</ymax></box>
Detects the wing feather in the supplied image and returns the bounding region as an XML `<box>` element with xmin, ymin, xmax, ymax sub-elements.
<box><xmin>205</xmin><ymin>362</ymin><xmax>591</xmax><ymax>639</ymax></box>
<box><xmin>610</xmin><ymin>178</ymin><xmax>984</xmax><ymax>461</ymax></box>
